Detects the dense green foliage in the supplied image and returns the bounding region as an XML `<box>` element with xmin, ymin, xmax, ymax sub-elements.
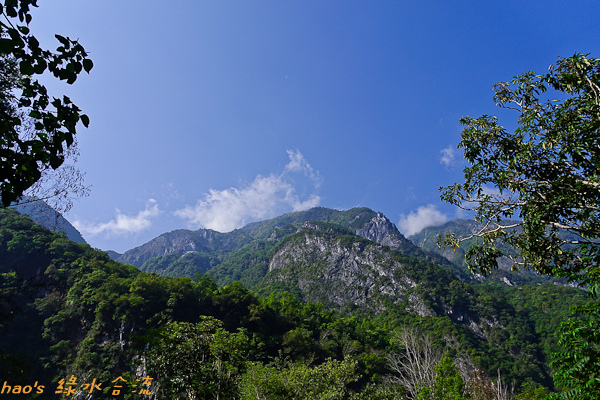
<box><xmin>0</xmin><ymin>209</ymin><xmax>396</xmax><ymax>396</ymax></box>
<box><xmin>142</xmin><ymin>317</ymin><xmax>249</xmax><ymax>399</ymax></box>
<box><xmin>440</xmin><ymin>54</ymin><xmax>600</xmax><ymax>281</ymax></box>
<box><xmin>550</xmin><ymin>301</ymin><xmax>600</xmax><ymax>399</ymax></box>
<box><xmin>415</xmin><ymin>356</ymin><xmax>470</xmax><ymax>400</ymax></box>
<box><xmin>141</xmin><ymin>251</ymin><xmax>216</xmax><ymax>277</ymax></box>
<box><xmin>239</xmin><ymin>357</ymin><xmax>397</xmax><ymax>400</ymax></box>
<box><xmin>410</xmin><ymin>219</ymin><xmax>568</xmax><ymax>286</ymax></box>
<box><xmin>440</xmin><ymin>54</ymin><xmax>600</xmax><ymax>399</ymax></box>
<box><xmin>0</xmin><ymin>0</ymin><xmax>92</xmax><ymax>206</ymax></box>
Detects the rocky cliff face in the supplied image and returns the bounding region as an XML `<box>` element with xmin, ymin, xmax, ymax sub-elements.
<box><xmin>355</xmin><ymin>212</ymin><xmax>417</xmax><ymax>253</ymax></box>
<box><xmin>261</xmin><ymin>225</ymin><xmax>543</xmax><ymax>344</ymax></box>
<box><xmin>118</xmin><ymin>229</ymin><xmax>221</xmax><ymax>267</ymax></box>
<box><xmin>265</xmin><ymin>229</ymin><xmax>431</xmax><ymax>316</ymax></box>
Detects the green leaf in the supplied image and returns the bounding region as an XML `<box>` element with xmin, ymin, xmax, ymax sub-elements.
<box><xmin>73</xmin><ymin>61</ymin><xmax>82</xmax><ymax>74</ymax></box>
<box><xmin>80</xmin><ymin>114</ymin><xmax>90</xmax><ymax>128</ymax></box>
<box><xmin>33</xmin><ymin>57</ymin><xmax>47</xmax><ymax>74</ymax></box>
<box><xmin>0</xmin><ymin>38</ymin><xmax>14</xmax><ymax>53</ymax></box>
<box><xmin>5</xmin><ymin>5</ymin><xmax>17</xmax><ymax>17</ymax></box>
<box><xmin>83</xmin><ymin>58</ymin><xmax>93</xmax><ymax>73</ymax></box>
<box><xmin>49</xmin><ymin>155</ymin><xmax>64</xmax><ymax>169</ymax></box>
<box><xmin>27</xmin><ymin>35</ymin><xmax>39</xmax><ymax>51</ymax></box>
<box><xmin>55</xmin><ymin>34</ymin><xmax>70</xmax><ymax>48</ymax></box>
<box><xmin>19</xmin><ymin>59</ymin><xmax>34</xmax><ymax>75</ymax></box>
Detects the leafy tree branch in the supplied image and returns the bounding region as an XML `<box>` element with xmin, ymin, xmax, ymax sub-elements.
<box><xmin>0</xmin><ymin>0</ymin><xmax>92</xmax><ymax>207</ymax></box>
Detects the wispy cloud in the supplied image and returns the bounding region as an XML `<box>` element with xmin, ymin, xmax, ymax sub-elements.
<box><xmin>398</xmin><ymin>204</ymin><xmax>448</xmax><ymax>237</ymax></box>
<box><xmin>284</xmin><ymin>149</ymin><xmax>322</xmax><ymax>187</ymax></box>
<box><xmin>74</xmin><ymin>199</ymin><xmax>161</xmax><ymax>236</ymax></box>
<box><xmin>440</xmin><ymin>145</ymin><xmax>457</xmax><ymax>167</ymax></box>
<box><xmin>175</xmin><ymin>150</ymin><xmax>321</xmax><ymax>232</ymax></box>
<box><xmin>480</xmin><ymin>186</ymin><xmax>501</xmax><ymax>197</ymax></box>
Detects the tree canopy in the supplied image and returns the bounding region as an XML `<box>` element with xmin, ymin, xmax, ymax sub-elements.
<box><xmin>0</xmin><ymin>0</ymin><xmax>92</xmax><ymax>207</ymax></box>
<box><xmin>440</xmin><ymin>53</ymin><xmax>600</xmax><ymax>399</ymax></box>
<box><xmin>440</xmin><ymin>53</ymin><xmax>600</xmax><ymax>286</ymax></box>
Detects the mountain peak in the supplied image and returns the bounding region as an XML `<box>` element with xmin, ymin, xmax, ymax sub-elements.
<box><xmin>11</xmin><ymin>198</ymin><xmax>87</xmax><ymax>244</ymax></box>
<box><xmin>354</xmin><ymin>211</ymin><xmax>419</xmax><ymax>254</ymax></box>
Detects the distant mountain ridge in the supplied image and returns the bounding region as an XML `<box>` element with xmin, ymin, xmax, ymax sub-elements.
<box><xmin>117</xmin><ymin>228</ymin><xmax>250</xmax><ymax>267</ymax></box>
<box><xmin>114</xmin><ymin>207</ymin><xmax>464</xmax><ymax>289</ymax></box>
<box><xmin>409</xmin><ymin>219</ymin><xmax>486</xmax><ymax>266</ymax></box>
<box><xmin>408</xmin><ymin>219</ymin><xmax>567</xmax><ymax>286</ymax></box>
<box><xmin>114</xmin><ymin>206</ymin><xmax>572</xmax><ymax>293</ymax></box>
<box><xmin>117</xmin><ymin>207</ymin><xmax>427</xmax><ymax>269</ymax></box>
<box><xmin>11</xmin><ymin>198</ymin><xmax>87</xmax><ymax>244</ymax></box>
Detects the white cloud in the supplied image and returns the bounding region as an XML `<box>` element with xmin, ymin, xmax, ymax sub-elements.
<box><xmin>454</xmin><ymin>206</ymin><xmax>470</xmax><ymax>219</ymax></box>
<box><xmin>464</xmin><ymin>185</ymin><xmax>503</xmax><ymax>206</ymax></box>
<box><xmin>398</xmin><ymin>204</ymin><xmax>449</xmax><ymax>237</ymax></box>
<box><xmin>74</xmin><ymin>199</ymin><xmax>161</xmax><ymax>236</ymax></box>
<box><xmin>284</xmin><ymin>149</ymin><xmax>309</xmax><ymax>172</ymax></box>
<box><xmin>284</xmin><ymin>149</ymin><xmax>322</xmax><ymax>187</ymax></box>
<box><xmin>480</xmin><ymin>185</ymin><xmax>501</xmax><ymax>196</ymax></box>
<box><xmin>175</xmin><ymin>150</ymin><xmax>321</xmax><ymax>232</ymax></box>
<box><xmin>291</xmin><ymin>194</ymin><xmax>321</xmax><ymax>211</ymax></box>
<box><xmin>440</xmin><ymin>145</ymin><xmax>457</xmax><ymax>167</ymax></box>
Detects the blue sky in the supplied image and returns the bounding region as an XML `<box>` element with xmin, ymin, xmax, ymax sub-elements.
<box><xmin>27</xmin><ymin>1</ymin><xmax>600</xmax><ymax>253</ymax></box>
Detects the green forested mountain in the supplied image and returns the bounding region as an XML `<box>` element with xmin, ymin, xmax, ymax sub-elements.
<box><xmin>123</xmin><ymin>207</ymin><xmax>457</xmax><ymax>285</ymax></box>
<box><xmin>0</xmin><ymin>207</ymin><xmax>588</xmax><ymax>398</ymax></box>
<box><xmin>408</xmin><ymin>220</ymin><xmax>570</xmax><ymax>286</ymax></box>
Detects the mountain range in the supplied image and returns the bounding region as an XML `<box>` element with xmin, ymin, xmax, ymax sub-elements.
<box><xmin>110</xmin><ymin>208</ymin><xmax>460</xmax><ymax>286</ymax></box>
<box><xmin>0</xmin><ymin>205</ymin><xmax>584</xmax><ymax>394</ymax></box>
<box><xmin>111</xmin><ymin>207</ymin><xmax>557</xmax><ymax>290</ymax></box>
